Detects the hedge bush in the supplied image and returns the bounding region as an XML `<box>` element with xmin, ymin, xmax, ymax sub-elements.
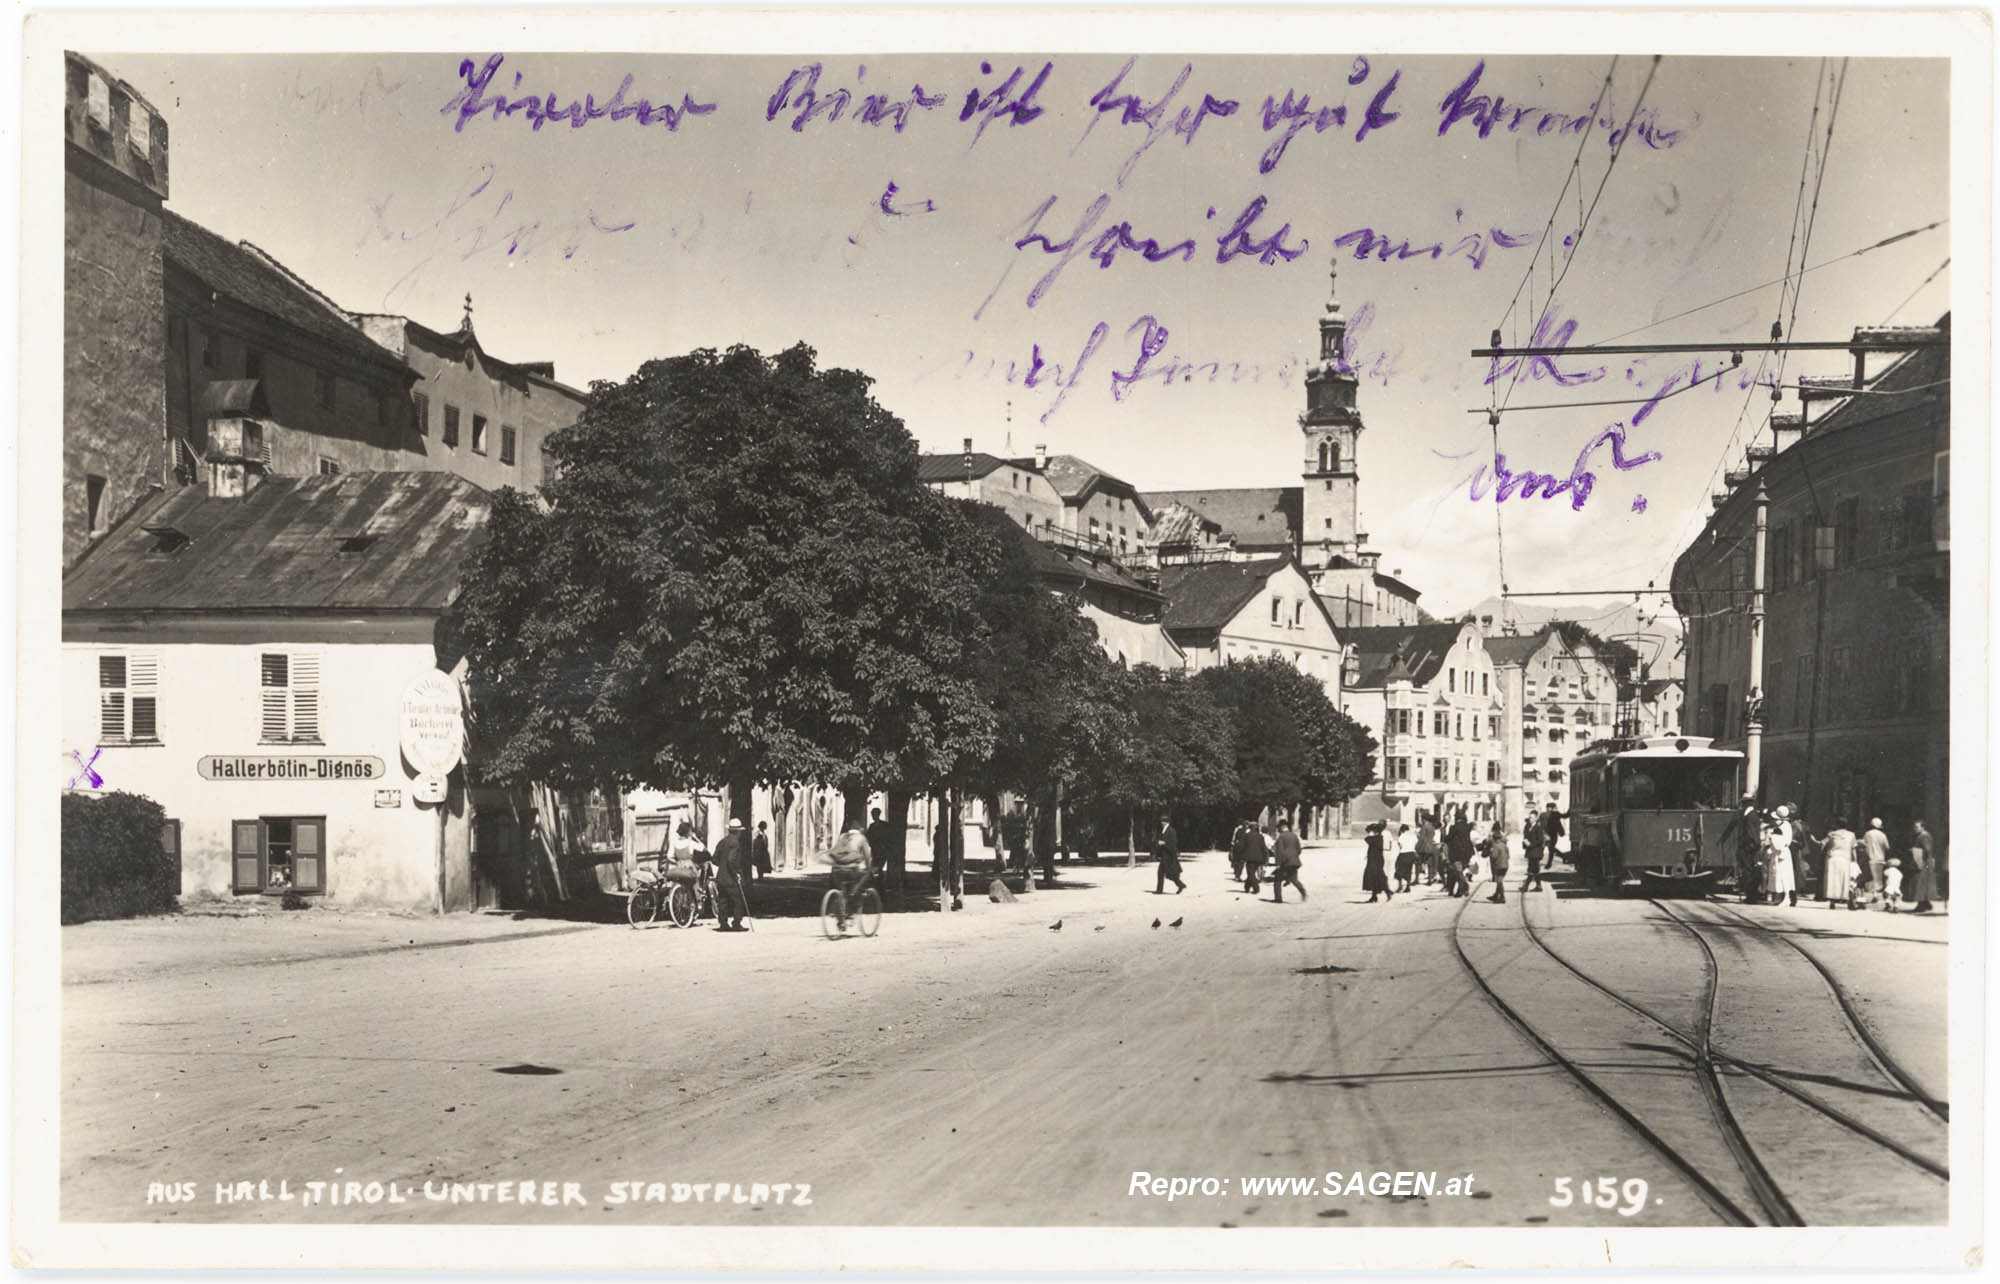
<box><xmin>62</xmin><ymin>790</ymin><xmax>176</xmax><ymax>924</ymax></box>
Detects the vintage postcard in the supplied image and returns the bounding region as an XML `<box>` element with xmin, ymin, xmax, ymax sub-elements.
<box><xmin>16</xmin><ymin>5</ymin><xmax>1989</xmax><ymax>1272</ymax></box>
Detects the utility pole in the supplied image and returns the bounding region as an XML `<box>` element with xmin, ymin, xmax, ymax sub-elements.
<box><xmin>1745</xmin><ymin>480</ymin><xmax>1769</xmax><ymax>799</ymax></box>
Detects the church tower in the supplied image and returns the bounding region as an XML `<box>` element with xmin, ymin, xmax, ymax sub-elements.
<box><xmin>1300</xmin><ymin>260</ymin><xmax>1362</xmax><ymax>571</ymax></box>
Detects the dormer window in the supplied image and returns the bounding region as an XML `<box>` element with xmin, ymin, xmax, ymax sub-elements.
<box><xmin>337</xmin><ymin>533</ymin><xmax>377</xmax><ymax>555</ymax></box>
<box><xmin>142</xmin><ymin>523</ymin><xmax>190</xmax><ymax>555</ymax></box>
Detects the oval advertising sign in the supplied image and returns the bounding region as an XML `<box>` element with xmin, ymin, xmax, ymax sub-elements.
<box><xmin>400</xmin><ymin>670</ymin><xmax>465</xmax><ymax>777</ymax></box>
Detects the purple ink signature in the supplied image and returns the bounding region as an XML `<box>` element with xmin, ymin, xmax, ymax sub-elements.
<box><xmin>1448</xmin><ymin>424</ymin><xmax>1662</xmax><ymax>511</ymax></box>
<box><xmin>1438</xmin><ymin>60</ymin><xmax>1694</xmax><ymax>148</ymax></box>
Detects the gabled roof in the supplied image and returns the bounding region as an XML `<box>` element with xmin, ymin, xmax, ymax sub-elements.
<box><xmin>1148</xmin><ymin>501</ymin><xmax>1224</xmax><ymax>548</ymax></box>
<box><xmin>65</xmin><ymin>472</ymin><xmax>491</xmax><ymax>615</ymax></box>
<box><xmin>1144</xmin><ymin>487</ymin><xmax>1301</xmax><ymax>550</ymax></box>
<box><xmin>1042</xmin><ymin>454</ymin><xmax>1150</xmax><ymax>519</ymax></box>
<box><xmin>163</xmin><ymin>211</ymin><xmax>410</xmax><ymax>378</ymax></box>
<box><xmin>917</xmin><ymin>451</ymin><xmax>1016</xmax><ymax>485</ymax></box>
<box><xmin>1158</xmin><ymin>555</ymin><xmax>1301</xmax><ymax>635</ymax></box>
<box><xmin>1344</xmin><ymin>621</ymin><xmax>1469</xmax><ymax>688</ymax></box>
<box><xmin>1025</xmin><ymin>536</ymin><xmax>1164</xmax><ymax>606</ymax></box>
<box><xmin>1483</xmin><ymin>627</ymin><xmax>1555</xmax><ymax>668</ymax></box>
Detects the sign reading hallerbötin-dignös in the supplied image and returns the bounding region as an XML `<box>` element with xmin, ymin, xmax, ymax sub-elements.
<box><xmin>399</xmin><ymin>670</ymin><xmax>465</xmax><ymax>779</ymax></box>
<box><xmin>198</xmin><ymin>756</ymin><xmax>385</xmax><ymax>781</ymax></box>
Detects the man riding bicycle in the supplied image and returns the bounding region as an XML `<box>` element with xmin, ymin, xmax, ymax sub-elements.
<box><xmin>828</xmin><ymin>822</ymin><xmax>874</xmax><ymax>928</ymax></box>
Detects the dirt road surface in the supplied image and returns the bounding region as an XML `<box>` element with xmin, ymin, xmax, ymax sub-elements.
<box><xmin>61</xmin><ymin>845</ymin><xmax>1947</xmax><ymax>1228</ymax></box>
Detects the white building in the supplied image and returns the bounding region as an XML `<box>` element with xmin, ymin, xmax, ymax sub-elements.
<box><xmin>1344</xmin><ymin>620</ymin><xmax>1503</xmax><ymax>831</ymax></box>
<box><xmin>63</xmin><ymin>471</ymin><xmax>492</xmax><ymax>909</ymax></box>
<box><xmin>1158</xmin><ymin>555</ymin><xmax>1347</xmax><ymax>696</ymax></box>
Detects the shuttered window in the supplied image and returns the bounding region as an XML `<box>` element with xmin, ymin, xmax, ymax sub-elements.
<box><xmin>233</xmin><ymin>817</ymin><xmax>326</xmax><ymax>894</ymax></box>
<box><xmin>99</xmin><ymin>652</ymin><xmax>159</xmax><ymax>744</ymax></box>
<box><xmin>258</xmin><ymin>652</ymin><xmax>323</xmax><ymax>744</ymax></box>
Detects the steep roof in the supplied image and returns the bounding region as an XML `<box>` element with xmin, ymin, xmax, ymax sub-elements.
<box><xmin>162</xmin><ymin>211</ymin><xmax>410</xmax><ymax>377</ymax></box>
<box><xmin>1157</xmin><ymin>556</ymin><xmax>1297</xmax><ymax>634</ymax></box>
<box><xmin>917</xmin><ymin>451</ymin><xmax>1014</xmax><ymax>484</ymax></box>
<box><xmin>1483</xmin><ymin>627</ymin><xmax>1555</xmax><ymax>668</ymax></box>
<box><xmin>1345</xmin><ymin>621</ymin><xmax>1469</xmax><ymax>688</ymax></box>
<box><xmin>1025</xmin><ymin>537</ymin><xmax>1164</xmax><ymax>606</ymax></box>
<box><xmin>1144</xmin><ymin>487</ymin><xmax>1300</xmax><ymax>551</ymax></box>
<box><xmin>1148</xmin><ymin>500</ymin><xmax>1223</xmax><ymax>548</ymax></box>
<box><xmin>1041</xmin><ymin>454</ymin><xmax>1149</xmax><ymax>515</ymax></box>
<box><xmin>64</xmin><ymin>472</ymin><xmax>491</xmax><ymax>614</ymax></box>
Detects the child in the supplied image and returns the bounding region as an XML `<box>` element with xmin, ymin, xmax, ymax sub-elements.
<box><xmin>1879</xmin><ymin>858</ymin><xmax>1903</xmax><ymax>912</ymax></box>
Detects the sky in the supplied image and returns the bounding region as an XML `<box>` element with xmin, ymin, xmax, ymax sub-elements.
<box><xmin>105</xmin><ymin>51</ymin><xmax>1951</xmax><ymax>617</ymax></box>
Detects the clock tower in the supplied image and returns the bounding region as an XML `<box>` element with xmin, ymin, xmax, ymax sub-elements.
<box><xmin>1300</xmin><ymin>260</ymin><xmax>1362</xmax><ymax>571</ymax></box>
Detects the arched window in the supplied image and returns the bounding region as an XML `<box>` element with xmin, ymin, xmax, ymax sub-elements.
<box><xmin>1317</xmin><ymin>440</ymin><xmax>1330</xmax><ymax>472</ymax></box>
<box><xmin>1329</xmin><ymin>440</ymin><xmax>1341</xmax><ymax>472</ymax></box>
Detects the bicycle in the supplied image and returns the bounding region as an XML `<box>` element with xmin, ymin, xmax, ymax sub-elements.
<box><xmin>625</xmin><ymin>861</ymin><xmax>694</xmax><ymax>929</ymax></box>
<box><xmin>821</xmin><ymin>865</ymin><xmax>881</xmax><ymax>939</ymax></box>
<box><xmin>671</xmin><ymin>860</ymin><xmax>722</xmax><ymax>928</ymax></box>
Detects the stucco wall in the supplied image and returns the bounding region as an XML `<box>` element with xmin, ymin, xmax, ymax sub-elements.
<box><xmin>63</xmin><ymin>640</ymin><xmax>467</xmax><ymax>909</ymax></box>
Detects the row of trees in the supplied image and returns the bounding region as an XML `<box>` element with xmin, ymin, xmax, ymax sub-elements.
<box><xmin>444</xmin><ymin>343</ymin><xmax>1376</xmax><ymax>880</ymax></box>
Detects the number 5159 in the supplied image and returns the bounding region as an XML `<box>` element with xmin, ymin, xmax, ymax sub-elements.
<box><xmin>1551</xmin><ymin>1176</ymin><xmax>1649</xmax><ymax>1216</ymax></box>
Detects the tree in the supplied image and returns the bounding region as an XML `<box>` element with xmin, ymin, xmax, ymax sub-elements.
<box><xmin>1194</xmin><ymin>657</ymin><xmax>1378</xmax><ymax>820</ymax></box>
<box><xmin>1076</xmin><ymin>664</ymin><xmax>1236</xmax><ymax>854</ymax></box>
<box><xmin>444</xmin><ymin>343</ymin><xmax>994</xmax><ymax>822</ymax></box>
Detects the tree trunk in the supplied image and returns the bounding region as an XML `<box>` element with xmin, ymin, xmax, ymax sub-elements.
<box><xmin>728</xmin><ymin>774</ymin><xmax>754</xmax><ymax>832</ymax></box>
<box><xmin>840</xmin><ymin>784</ymin><xmax>870</xmax><ymax>831</ymax></box>
<box><xmin>1127</xmin><ymin>808</ymin><xmax>1136</xmax><ymax>869</ymax></box>
<box><xmin>885</xmin><ymin>788</ymin><xmax>912</xmax><ymax>895</ymax></box>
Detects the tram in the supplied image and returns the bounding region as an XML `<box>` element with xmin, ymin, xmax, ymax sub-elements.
<box><xmin>1566</xmin><ymin>736</ymin><xmax>1746</xmax><ymax>892</ymax></box>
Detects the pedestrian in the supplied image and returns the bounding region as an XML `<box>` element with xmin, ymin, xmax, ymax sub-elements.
<box><xmin>1908</xmin><ymin>819</ymin><xmax>1938</xmax><ymax>913</ymax></box>
<box><xmin>1538</xmin><ymin>803</ymin><xmax>1567</xmax><ymax>867</ymax></box>
<box><xmin>1721</xmin><ymin>795</ymin><xmax>1765</xmax><ymax>904</ymax></box>
<box><xmin>1393</xmin><ymin>824</ymin><xmax>1417</xmax><ymax>893</ymax></box>
<box><xmin>1858</xmin><ymin>816</ymin><xmax>1890</xmax><ymax>905</ymax></box>
<box><xmin>1789</xmin><ymin>808</ymin><xmax>1819</xmax><ymax>896</ymax></box>
<box><xmin>752</xmin><ymin>820</ymin><xmax>773</xmax><ymax>880</ymax></box>
<box><xmin>863</xmin><ymin>808</ymin><xmax>894</xmax><ymax>885</ymax></box>
<box><xmin>1765</xmin><ymin>805</ymin><xmax>1798</xmax><ymax>907</ymax></box>
<box><xmin>713</xmin><ymin>818</ymin><xmax>750</xmax><ymax>930</ymax></box>
<box><xmin>1241</xmin><ymin>821</ymin><xmax>1270</xmax><ymax>894</ymax></box>
<box><xmin>1415</xmin><ymin>815</ymin><xmax>1440</xmax><ymax>885</ymax></box>
<box><xmin>1879</xmin><ymin>858</ymin><xmax>1904</xmax><ymax>911</ymax></box>
<box><xmin>1361</xmin><ymin>822</ymin><xmax>1391</xmax><ymax>903</ymax></box>
<box><xmin>1488</xmin><ymin>822</ymin><xmax>1518</xmax><ymax>903</ymax></box>
<box><xmin>1523</xmin><ymin>818</ymin><xmax>1546</xmax><ymax>893</ymax></box>
<box><xmin>1228</xmin><ymin>820</ymin><xmax>1255</xmax><ymax>884</ymax></box>
<box><xmin>1444</xmin><ymin>813</ymin><xmax>1476</xmax><ymax>897</ymax></box>
<box><xmin>1153</xmin><ymin>814</ymin><xmax>1186</xmax><ymax>895</ymax></box>
<box><xmin>1271</xmin><ymin>818</ymin><xmax>1307</xmax><ymax>902</ymax></box>
<box><xmin>1819</xmin><ymin>819</ymin><xmax>1857</xmax><ymax>909</ymax></box>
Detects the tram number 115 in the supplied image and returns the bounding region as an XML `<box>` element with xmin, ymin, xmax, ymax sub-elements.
<box><xmin>1665</xmin><ymin>827</ymin><xmax>1693</xmax><ymax>844</ymax></box>
<box><xmin>1551</xmin><ymin>1176</ymin><xmax>1651</xmax><ymax>1216</ymax></box>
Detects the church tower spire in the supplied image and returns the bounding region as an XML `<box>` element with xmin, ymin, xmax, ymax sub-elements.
<box><xmin>1301</xmin><ymin>256</ymin><xmax>1364</xmax><ymax>571</ymax></box>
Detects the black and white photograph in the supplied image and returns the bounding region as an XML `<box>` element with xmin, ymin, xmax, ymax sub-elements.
<box><xmin>16</xmin><ymin>8</ymin><xmax>1988</xmax><ymax>1271</ymax></box>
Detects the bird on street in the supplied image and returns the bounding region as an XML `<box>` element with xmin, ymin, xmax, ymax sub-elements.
<box><xmin>1048</xmin><ymin>919</ymin><xmax>1062</xmax><ymax>931</ymax></box>
<box><xmin>1094</xmin><ymin>924</ymin><xmax>1107</xmax><ymax>932</ymax></box>
<box><xmin>1169</xmin><ymin>917</ymin><xmax>1184</xmax><ymax>929</ymax></box>
<box><xmin>1150</xmin><ymin>918</ymin><xmax>1161</xmax><ymax>929</ymax></box>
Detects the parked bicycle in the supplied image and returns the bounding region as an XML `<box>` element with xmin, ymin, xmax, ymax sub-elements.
<box><xmin>624</xmin><ymin>859</ymin><xmax>693</xmax><ymax>928</ymax></box>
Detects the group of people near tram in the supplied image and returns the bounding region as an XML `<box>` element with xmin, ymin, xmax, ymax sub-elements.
<box><xmin>1721</xmin><ymin>799</ymin><xmax>1942</xmax><ymax>913</ymax></box>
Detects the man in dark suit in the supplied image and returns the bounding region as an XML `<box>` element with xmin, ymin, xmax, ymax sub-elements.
<box><xmin>713</xmin><ymin>818</ymin><xmax>750</xmax><ymax>930</ymax></box>
<box><xmin>1153</xmin><ymin>814</ymin><xmax>1185</xmax><ymax>894</ymax></box>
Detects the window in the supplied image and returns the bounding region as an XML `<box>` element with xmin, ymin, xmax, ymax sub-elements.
<box><xmin>1894</xmin><ymin>636</ymin><xmax>1931</xmax><ymax>713</ymax></box>
<box><xmin>1454</xmin><ymin>714</ymin><xmax>1463</xmax><ymax>739</ymax></box>
<box><xmin>312</xmin><ymin>369</ymin><xmax>335</xmax><ymax>410</ymax></box>
<box><xmin>1488</xmin><ymin>715</ymin><xmax>1499</xmax><ymax>739</ymax></box>
<box><xmin>1769</xmin><ymin>523</ymin><xmax>1791</xmax><ymax>590</ymax></box>
<box><xmin>1293</xmin><ymin>601</ymin><xmax>1304</xmax><ymax>627</ymax></box>
<box><xmin>472</xmin><ymin>415</ymin><xmax>488</xmax><ymax>454</ymax></box>
<box><xmin>1471</xmin><ymin>715</ymin><xmax>1480</xmax><ymax>740</ymax></box>
<box><xmin>501</xmin><ymin>425</ymin><xmax>517</xmax><ymax>465</ymax></box>
<box><xmin>1432</xmin><ymin>758</ymin><xmax>1448</xmax><ymax>781</ymax></box>
<box><xmin>258</xmin><ymin>652</ymin><xmax>322</xmax><ymax>745</ymax></box>
<box><xmin>244</xmin><ymin>348</ymin><xmax>263</xmax><ymax>380</ymax></box>
<box><xmin>233</xmin><ymin>816</ymin><xmax>326</xmax><ymax>895</ymax></box>
<box><xmin>201</xmin><ymin>329</ymin><xmax>218</xmax><ymax>369</ymax></box>
<box><xmin>1391</xmin><ymin>709</ymin><xmax>1411</xmax><ymax>734</ymax></box>
<box><xmin>1448</xmin><ymin>668</ymin><xmax>1456</xmax><ymax>692</ymax></box>
<box><xmin>413</xmin><ymin>392</ymin><xmax>430</xmax><ymax>437</ymax></box>
<box><xmin>1271</xmin><ymin>597</ymin><xmax>1281</xmax><ymax>624</ymax></box>
<box><xmin>1834</xmin><ymin>497</ymin><xmax>1859</xmax><ymax>569</ymax></box>
<box><xmin>1389</xmin><ymin>757</ymin><xmax>1409</xmax><ymax>782</ymax></box>
<box><xmin>99</xmin><ymin>652</ymin><xmax>159</xmax><ymax>744</ymax></box>
<box><xmin>1432</xmin><ymin>711</ymin><xmax>1449</xmax><ymax>737</ymax></box>
<box><xmin>316</xmin><ymin>457</ymin><xmax>342</xmax><ymax>477</ymax></box>
<box><xmin>1452</xmin><ymin>758</ymin><xmax>1463</xmax><ymax>782</ymax></box>
<box><xmin>443</xmin><ymin>405</ymin><xmax>460</xmax><ymax>447</ymax></box>
<box><xmin>1486</xmin><ymin>759</ymin><xmax>1499</xmax><ymax>782</ymax></box>
<box><xmin>85</xmin><ymin>474</ymin><xmax>107</xmax><ymax>534</ymax></box>
<box><xmin>1481</xmin><ymin>673</ymin><xmax>1489</xmax><ymax>696</ymax></box>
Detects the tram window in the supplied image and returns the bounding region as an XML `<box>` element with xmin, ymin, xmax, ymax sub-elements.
<box><xmin>1618</xmin><ymin>767</ymin><xmax>1660</xmax><ymax>810</ymax></box>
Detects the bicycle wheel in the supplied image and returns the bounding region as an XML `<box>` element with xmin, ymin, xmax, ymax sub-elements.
<box><xmin>627</xmin><ymin>887</ymin><xmax>657</xmax><ymax>928</ymax></box>
<box><xmin>856</xmin><ymin>887</ymin><xmax>882</xmax><ymax>937</ymax></box>
<box><xmin>665</xmin><ymin>881</ymin><xmax>696</xmax><ymax>928</ymax></box>
<box><xmin>820</xmin><ymin>888</ymin><xmax>846</xmax><ymax>939</ymax></box>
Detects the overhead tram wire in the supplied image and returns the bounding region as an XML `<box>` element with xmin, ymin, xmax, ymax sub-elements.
<box><xmin>1884</xmin><ymin>257</ymin><xmax>1950</xmax><ymax>324</ymax></box>
<box><xmin>1485</xmin><ymin>57</ymin><xmax>1662</xmax><ymax>617</ymax></box>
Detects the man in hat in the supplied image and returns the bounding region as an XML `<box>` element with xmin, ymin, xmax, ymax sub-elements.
<box><xmin>1858</xmin><ymin>816</ymin><xmax>1891</xmax><ymax>902</ymax></box>
<box><xmin>713</xmin><ymin>818</ymin><xmax>751</xmax><ymax>930</ymax></box>
<box><xmin>1720</xmin><ymin>795</ymin><xmax>1765</xmax><ymax>904</ymax></box>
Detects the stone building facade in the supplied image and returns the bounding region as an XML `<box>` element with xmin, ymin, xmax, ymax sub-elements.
<box><xmin>1345</xmin><ymin>620</ymin><xmax>1503</xmax><ymax>831</ymax></box>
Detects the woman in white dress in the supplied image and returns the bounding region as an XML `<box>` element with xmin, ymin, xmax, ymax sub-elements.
<box><xmin>1820</xmin><ymin>820</ymin><xmax>1858</xmax><ymax>908</ymax></box>
<box><xmin>1765</xmin><ymin>805</ymin><xmax>1798</xmax><ymax>907</ymax></box>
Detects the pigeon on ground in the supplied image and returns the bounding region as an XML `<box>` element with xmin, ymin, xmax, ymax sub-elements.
<box><xmin>1169</xmin><ymin>917</ymin><xmax>1184</xmax><ymax>929</ymax></box>
<box><xmin>1049</xmin><ymin>919</ymin><xmax>1062</xmax><ymax>931</ymax></box>
<box><xmin>1094</xmin><ymin>924</ymin><xmax>1107</xmax><ymax>932</ymax></box>
<box><xmin>1151</xmin><ymin>918</ymin><xmax>1161</xmax><ymax>929</ymax></box>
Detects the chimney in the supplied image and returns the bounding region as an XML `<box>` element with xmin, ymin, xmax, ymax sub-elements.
<box><xmin>1034</xmin><ymin>443</ymin><xmax>1047</xmax><ymax>469</ymax></box>
<box><xmin>205</xmin><ymin>418</ymin><xmax>267</xmax><ymax>499</ymax></box>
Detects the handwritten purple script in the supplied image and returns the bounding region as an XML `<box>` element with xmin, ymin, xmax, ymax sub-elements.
<box><xmin>1446</xmin><ymin>424</ymin><xmax>1662</xmax><ymax>511</ymax></box>
<box><xmin>68</xmin><ymin>747</ymin><xmax>104</xmax><ymax>791</ymax></box>
<box><xmin>444</xmin><ymin>54</ymin><xmax>717</xmax><ymax>133</ymax></box>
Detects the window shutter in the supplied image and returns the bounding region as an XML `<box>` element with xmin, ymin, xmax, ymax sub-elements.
<box><xmin>232</xmin><ymin>820</ymin><xmax>263</xmax><ymax>893</ymax></box>
<box><xmin>291</xmin><ymin>654</ymin><xmax>321</xmax><ymax>744</ymax></box>
<box><xmin>128</xmin><ymin>652</ymin><xmax>158</xmax><ymax>742</ymax></box>
<box><xmin>294</xmin><ymin>818</ymin><xmax>325</xmax><ymax>893</ymax></box>
<box><xmin>260</xmin><ymin>653</ymin><xmax>290</xmax><ymax>742</ymax></box>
